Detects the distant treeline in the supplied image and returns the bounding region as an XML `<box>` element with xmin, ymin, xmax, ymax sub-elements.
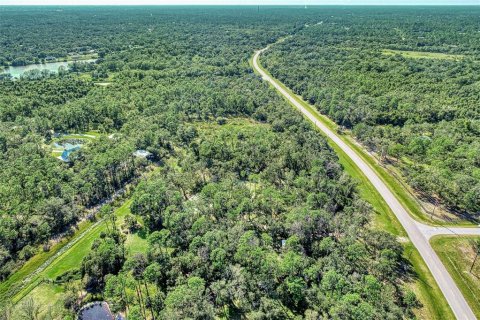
<box><xmin>264</xmin><ymin>6</ymin><xmax>480</xmax><ymax>216</ymax></box>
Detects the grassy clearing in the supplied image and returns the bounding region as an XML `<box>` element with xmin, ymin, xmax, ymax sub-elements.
<box><xmin>0</xmin><ymin>218</ymin><xmax>93</xmax><ymax>303</ymax></box>
<box><xmin>41</xmin><ymin>200</ymin><xmax>132</xmax><ymax>281</ymax></box>
<box><xmin>49</xmin><ymin>132</ymin><xmax>103</xmax><ymax>158</ymax></box>
<box><xmin>382</xmin><ymin>49</ymin><xmax>464</xmax><ymax>60</ymax></box>
<box><xmin>126</xmin><ymin>232</ymin><xmax>148</xmax><ymax>255</ymax></box>
<box><xmin>57</xmin><ymin>53</ymin><xmax>99</xmax><ymax>63</ymax></box>
<box><xmin>56</xmin><ymin>134</ymin><xmax>96</xmax><ymax>142</ymax></box>
<box><xmin>431</xmin><ymin>236</ymin><xmax>480</xmax><ymax>318</ymax></box>
<box><xmin>4</xmin><ymin>193</ymin><xmax>151</xmax><ymax>315</ymax></box>
<box><xmin>10</xmin><ymin>199</ymin><xmax>142</xmax><ymax>305</ymax></box>
<box><xmin>194</xmin><ymin>117</ymin><xmax>267</xmax><ymax>131</ymax></box>
<box><xmin>83</xmin><ymin>131</ymin><xmax>103</xmax><ymax>138</ymax></box>
<box><xmin>251</xmin><ymin>52</ymin><xmax>455</xmax><ymax>319</ymax></box>
<box><xmin>94</xmin><ymin>82</ymin><xmax>112</xmax><ymax>87</ymax></box>
<box><xmin>13</xmin><ymin>283</ymin><xmax>65</xmax><ymax>318</ymax></box>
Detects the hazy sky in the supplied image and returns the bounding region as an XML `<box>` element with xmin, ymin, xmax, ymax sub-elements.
<box><xmin>1</xmin><ymin>0</ymin><xmax>479</xmax><ymax>5</ymax></box>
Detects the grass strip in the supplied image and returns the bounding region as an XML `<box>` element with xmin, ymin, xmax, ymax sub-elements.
<box><xmin>431</xmin><ymin>236</ymin><xmax>480</xmax><ymax>319</ymax></box>
<box><xmin>251</xmin><ymin>51</ymin><xmax>455</xmax><ymax>320</ymax></box>
<box><xmin>11</xmin><ymin>200</ymin><xmax>133</xmax><ymax>304</ymax></box>
<box><xmin>0</xmin><ymin>219</ymin><xmax>93</xmax><ymax>302</ymax></box>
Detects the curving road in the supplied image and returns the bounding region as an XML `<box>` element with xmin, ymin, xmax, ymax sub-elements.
<box><xmin>253</xmin><ymin>45</ymin><xmax>479</xmax><ymax>320</ymax></box>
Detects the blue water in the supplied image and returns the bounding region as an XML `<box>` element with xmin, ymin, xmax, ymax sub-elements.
<box><xmin>61</xmin><ymin>146</ymin><xmax>80</xmax><ymax>161</ymax></box>
<box><xmin>1</xmin><ymin>59</ymin><xmax>96</xmax><ymax>78</ymax></box>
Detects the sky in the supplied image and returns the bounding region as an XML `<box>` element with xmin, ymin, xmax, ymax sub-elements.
<box><xmin>0</xmin><ymin>0</ymin><xmax>479</xmax><ymax>5</ymax></box>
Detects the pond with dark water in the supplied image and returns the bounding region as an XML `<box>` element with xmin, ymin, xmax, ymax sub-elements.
<box><xmin>78</xmin><ymin>302</ymin><xmax>114</xmax><ymax>320</ymax></box>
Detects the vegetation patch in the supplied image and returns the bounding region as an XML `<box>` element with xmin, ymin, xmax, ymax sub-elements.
<box><xmin>13</xmin><ymin>283</ymin><xmax>65</xmax><ymax>319</ymax></box>
<box><xmin>264</xmin><ymin>18</ymin><xmax>480</xmax><ymax>219</ymax></box>
<box><xmin>2</xmin><ymin>6</ymin><xmax>479</xmax><ymax>320</ymax></box>
<box><xmin>253</xmin><ymin>50</ymin><xmax>455</xmax><ymax>319</ymax></box>
<box><xmin>431</xmin><ymin>236</ymin><xmax>480</xmax><ymax>318</ymax></box>
<box><xmin>381</xmin><ymin>49</ymin><xmax>465</xmax><ymax>60</ymax></box>
<box><xmin>48</xmin><ymin>132</ymin><xmax>103</xmax><ymax>160</ymax></box>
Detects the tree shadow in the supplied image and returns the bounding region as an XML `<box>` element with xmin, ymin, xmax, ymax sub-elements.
<box><xmin>133</xmin><ymin>227</ymin><xmax>148</xmax><ymax>240</ymax></box>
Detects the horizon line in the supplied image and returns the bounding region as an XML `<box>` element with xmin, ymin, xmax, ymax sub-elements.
<box><xmin>1</xmin><ymin>3</ymin><xmax>479</xmax><ymax>5</ymax></box>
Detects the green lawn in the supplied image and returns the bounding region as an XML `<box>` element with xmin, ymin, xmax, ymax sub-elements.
<box><xmin>251</xmin><ymin>52</ymin><xmax>455</xmax><ymax>320</ymax></box>
<box><xmin>11</xmin><ymin>199</ymin><xmax>135</xmax><ymax>304</ymax></box>
<box><xmin>83</xmin><ymin>131</ymin><xmax>103</xmax><ymax>138</ymax></box>
<box><xmin>55</xmin><ymin>133</ymin><xmax>96</xmax><ymax>142</ymax></box>
<box><xmin>49</xmin><ymin>132</ymin><xmax>103</xmax><ymax>158</ymax></box>
<box><xmin>42</xmin><ymin>199</ymin><xmax>133</xmax><ymax>281</ymax></box>
<box><xmin>431</xmin><ymin>236</ymin><xmax>480</xmax><ymax>318</ymax></box>
<box><xmin>126</xmin><ymin>232</ymin><xmax>149</xmax><ymax>256</ymax></box>
<box><xmin>0</xmin><ymin>218</ymin><xmax>93</xmax><ymax>303</ymax></box>
<box><xmin>3</xmin><ymin>179</ymin><xmax>153</xmax><ymax>314</ymax></box>
<box><xmin>382</xmin><ymin>49</ymin><xmax>464</xmax><ymax>60</ymax></box>
<box><xmin>13</xmin><ymin>283</ymin><xmax>66</xmax><ymax>318</ymax></box>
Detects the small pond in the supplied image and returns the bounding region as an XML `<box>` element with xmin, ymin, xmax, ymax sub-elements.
<box><xmin>1</xmin><ymin>59</ymin><xmax>96</xmax><ymax>78</ymax></box>
<box><xmin>78</xmin><ymin>301</ymin><xmax>114</xmax><ymax>320</ymax></box>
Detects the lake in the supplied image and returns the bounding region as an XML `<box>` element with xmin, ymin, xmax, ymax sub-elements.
<box><xmin>1</xmin><ymin>59</ymin><xmax>96</xmax><ymax>78</ymax></box>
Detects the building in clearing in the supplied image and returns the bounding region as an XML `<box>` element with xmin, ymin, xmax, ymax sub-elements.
<box><xmin>133</xmin><ymin>149</ymin><xmax>152</xmax><ymax>159</ymax></box>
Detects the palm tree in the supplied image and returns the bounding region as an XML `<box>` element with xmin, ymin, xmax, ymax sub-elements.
<box><xmin>19</xmin><ymin>298</ymin><xmax>40</xmax><ymax>320</ymax></box>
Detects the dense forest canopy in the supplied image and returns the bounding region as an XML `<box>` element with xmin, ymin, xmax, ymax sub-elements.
<box><xmin>0</xmin><ymin>6</ymin><xmax>296</xmax><ymax>280</ymax></box>
<box><xmin>0</xmin><ymin>5</ymin><xmax>475</xmax><ymax>319</ymax></box>
<box><xmin>263</xmin><ymin>6</ymin><xmax>480</xmax><ymax>216</ymax></box>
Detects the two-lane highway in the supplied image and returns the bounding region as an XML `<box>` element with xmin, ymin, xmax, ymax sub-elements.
<box><xmin>253</xmin><ymin>46</ymin><xmax>477</xmax><ymax>320</ymax></box>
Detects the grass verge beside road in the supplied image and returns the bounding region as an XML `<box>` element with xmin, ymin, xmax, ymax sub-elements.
<box><xmin>431</xmin><ymin>236</ymin><xmax>480</xmax><ymax>319</ymax></box>
<box><xmin>251</xmin><ymin>52</ymin><xmax>455</xmax><ymax>319</ymax></box>
<box><xmin>253</xmin><ymin>53</ymin><xmax>476</xmax><ymax>227</ymax></box>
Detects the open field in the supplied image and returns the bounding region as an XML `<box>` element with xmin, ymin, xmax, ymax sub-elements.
<box><xmin>0</xmin><ymin>218</ymin><xmax>93</xmax><ymax>304</ymax></box>
<box><xmin>195</xmin><ymin>117</ymin><xmax>270</xmax><ymax>137</ymax></box>
<box><xmin>13</xmin><ymin>283</ymin><xmax>66</xmax><ymax>318</ymax></box>
<box><xmin>251</xmin><ymin>54</ymin><xmax>455</xmax><ymax>320</ymax></box>
<box><xmin>54</xmin><ymin>133</ymin><xmax>98</xmax><ymax>142</ymax></box>
<box><xmin>5</xmin><ymin>198</ymin><xmax>148</xmax><ymax>312</ymax></box>
<box><xmin>49</xmin><ymin>132</ymin><xmax>103</xmax><ymax>159</ymax></box>
<box><xmin>382</xmin><ymin>49</ymin><xmax>464</xmax><ymax>60</ymax></box>
<box><xmin>1</xmin><ymin>166</ymin><xmax>160</xmax><ymax>314</ymax></box>
<box><xmin>431</xmin><ymin>236</ymin><xmax>480</xmax><ymax>318</ymax></box>
<box><xmin>55</xmin><ymin>53</ymin><xmax>99</xmax><ymax>63</ymax></box>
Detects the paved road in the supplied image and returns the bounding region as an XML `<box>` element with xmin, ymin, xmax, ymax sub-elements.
<box><xmin>418</xmin><ymin>224</ymin><xmax>480</xmax><ymax>239</ymax></box>
<box><xmin>253</xmin><ymin>46</ymin><xmax>478</xmax><ymax>320</ymax></box>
